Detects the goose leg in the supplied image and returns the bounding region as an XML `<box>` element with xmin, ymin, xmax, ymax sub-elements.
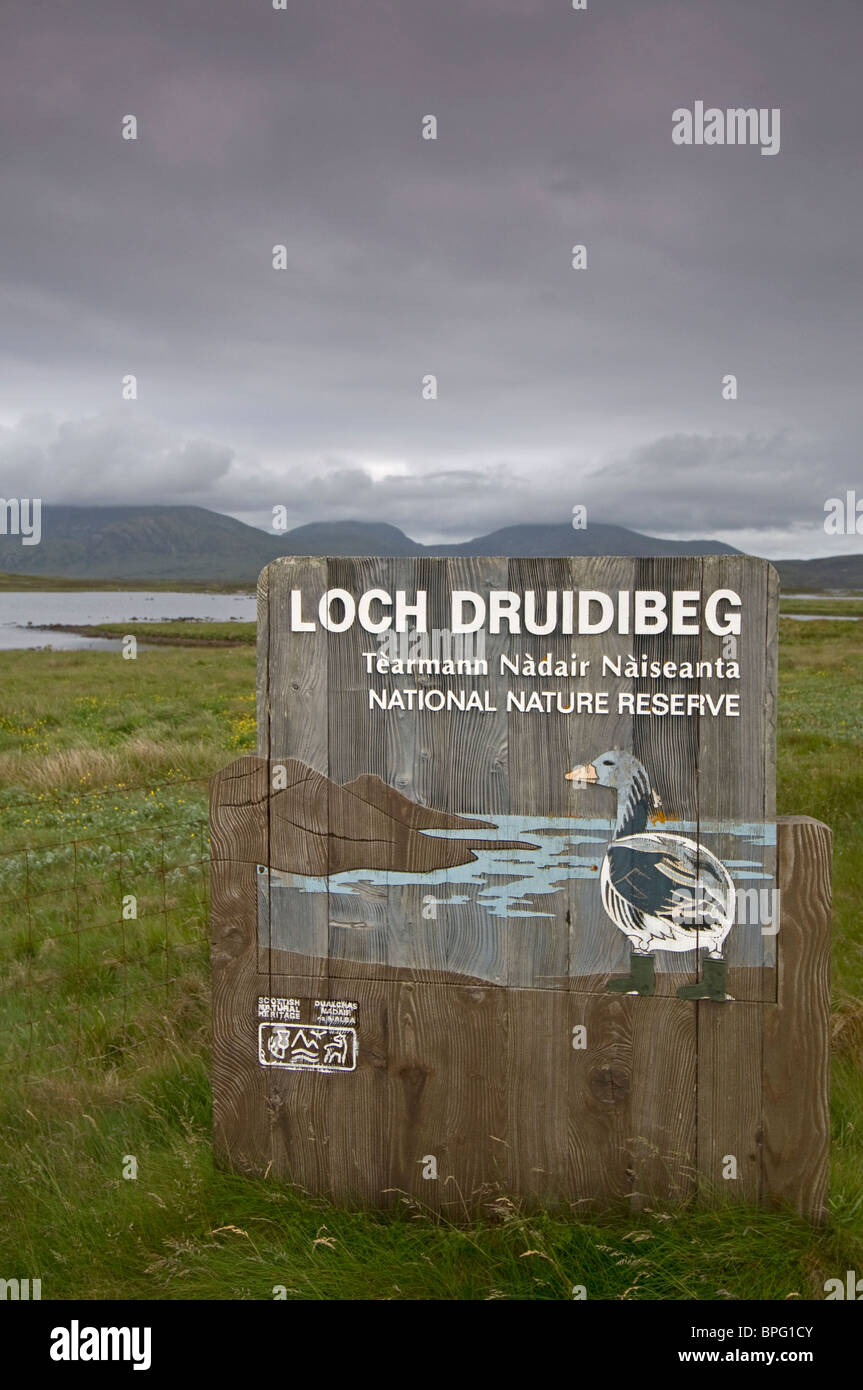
<box><xmin>677</xmin><ymin>954</ymin><xmax>731</xmax><ymax>1002</ymax></box>
<box><xmin>607</xmin><ymin>950</ymin><xmax>655</xmax><ymax>996</ymax></box>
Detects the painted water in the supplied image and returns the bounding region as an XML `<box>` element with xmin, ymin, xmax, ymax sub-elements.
<box><xmin>260</xmin><ymin>814</ymin><xmax>776</xmax><ymax>981</ymax></box>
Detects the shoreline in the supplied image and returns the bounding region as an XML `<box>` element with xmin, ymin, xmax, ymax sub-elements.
<box><xmin>25</xmin><ymin>623</ymin><xmax>253</xmax><ymax>648</ymax></box>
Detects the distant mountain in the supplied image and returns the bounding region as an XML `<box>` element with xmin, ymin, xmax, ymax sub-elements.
<box><xmin>274</xmin><ymin>520</ymin><xmax>424</xmax><ymax>557</ymax></box>
<box><xmin>0</xmin><ymin>504</ymin><xmax>859</xmax><ymax>589</ymax></box>
<box><xmin>431</xmin><ymin>522</ymin><xmax>740</xmax><ymax>559</ymax></box>
<box><xmin>0</xmin><ymin>506</ymin><xmax>277</xmax><ymax>582</ymax></box>
<box><xmin>768</xmin><ymin>554</ymin><xmax>863</xmax><ymax>592</ymax></box>
<box><xmin>0</xmin><ymin>505</ymin><xmax>740</xmax><ymax>581</ymax></box>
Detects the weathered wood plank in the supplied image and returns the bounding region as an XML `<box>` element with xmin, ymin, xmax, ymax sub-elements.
<box><xmin>384</xmin><ymin>556</ymin><xmax>452</xmax><ymax>981</ymax></box>
<box><xmin>697</xmin><ymin>1001</ymin><xmax>762</xmax><ymax>1204</ymax></box>
<box><xmin>385</xmin><ymin>980</ymin><xmax>507</xmax><ymax>1214</ymax></box>
<box><xmin>210</xmin><ymin>553</ymin><xmax>822</xmax><ymax>1222</ymax></box>
<box><xmin>699</xmin><ymin>555</ymin><xmax>776</xmax><ymax>1004</ymax></box>
<box><xmin>566</xmin><ymin>993</ymin><xmax>697</xmax><ymax>1208</ymax></box>
<box><xmin>505</xmin><ymin>986</ymin><xmax>569</xmax><ymax>1203</ymax></box>
<box><xmin>446</xmin><ymin>556</ymin><xmax>509</xmax><ymax>986</ymax></box>
<box><xmin>692</xmin><ymin>557</ymin><xmax>776</xmax><ymax>1202</ymax></box>
<box><xmin>326</xmin><ymin>557</ymin><xmax>392</xmax><ymax>978</ymax></box>
<box><xmin>263</xmin><ymin>559</ymin><xmax>331</xmax><ymax>1187</ymax></box>
<box><xmin>564</xmin><ymin>557</ymin><xmax>646</xmax><ymax>992</ymax></box>
<box><xmin>762</xmin><ymin>817</ymin><xmax>831</xmax><ymax>1223</ymax></box>
<box><xmin>630</xmin><ymin>556</ymin><xmax>702</xmax><ymax>998</ymax></box>
<box><xmin>255</xmin><ymin>562</ymin><xmax>270</xmax><ymax>758</ymax></box>
<box><xmin>263</xmin><ymin>973</ymin><xmax>390</xmax><ymax>1207</ymax></box>
<box><xmin>263</xmin><ymin>557</ymin><xmax>330</xmax><ymax>980</ymax></box>
<box><xmin>210</xmin><ymin>759</ymin><xmax>270</xmax><ymax>1174</ymax></box>
<box><xmin>506</xmin><ymin>557</ymin><xmax>569</xmax><ymax>989</ymax></box>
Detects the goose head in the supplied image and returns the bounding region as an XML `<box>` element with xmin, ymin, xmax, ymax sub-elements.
<box><xmin>565</xmin><ymin>751</ymin><xmax>663</xmax><ymax>834</ymax></box>
<box><xmin>565</xmin><ymin>750</ymin><xmax>646</xmax><ymax>792</ymax></box>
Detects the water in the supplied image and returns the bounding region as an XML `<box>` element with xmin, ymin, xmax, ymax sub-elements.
<box><xmin>782</xmin><ymin>593</ymin><xmax>861</xmax><ymax>621</ymax></box>
<box><xmin>0</xmin><ymin>591</ymin><xmax>256</xmax><ymax>650</ymax></box>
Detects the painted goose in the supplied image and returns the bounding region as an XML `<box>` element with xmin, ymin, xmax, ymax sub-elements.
<box><xmin>565</xmin><ymin>750</ymin><xmax>735</xmax><ymax>1000</ymax></box>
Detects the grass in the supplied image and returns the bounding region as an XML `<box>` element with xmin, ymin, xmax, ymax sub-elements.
<box><xmin>780</xmin><ymin>598</ymin><xmax>863</xmax><ymax>617</ymax></box>
<box><xmin>775</xmin><ymin>619</ymin><xmax>863</xmax><ymax>1245</ymax></box>
<box><xmin>0</xmin><ymin>570</ymin><xmax>254</xmax><ymax>593</ymax></box>
<box><xmin>51</xmin><ymin>621</ymin><xmax>258</xmax><ymax>646</ymax></box>
<box><xmin>0</xmin><ymin>620</ymin><xmax>861</xmax><ymax>1299</ymax></box>
<box><xmin>4</xmin><ymin>1071</ymin><xmax>854</xmax><ymax>1300</ymax></box>
<box><xmin>0</xmin><ymin>646</ymin><xmax>256</xmax><ymax>822</ymax></box>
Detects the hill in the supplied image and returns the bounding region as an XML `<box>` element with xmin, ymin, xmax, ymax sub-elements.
<box><xmin>0</xmin><ymin>505</ymin><xmax>739</xmax><ymax>581</ymax></box>
<box><xmin>0</xmin><ymin>504</ymin><xmax>859</xmax><ymax>589</ymax></box>
<box><xmin>0</xmin><ymin>505</ymin><xmax>283</xmax><ymax>582</ymax></box>
<box><xmin>768</xmin><ymin>554</ymin><xmax>863</xmax><ymax>592</ymax></box>
<box><xmin>432</xmin><ymin>522</ymin><xmax>739</xmax><ymax>558</ymax></box>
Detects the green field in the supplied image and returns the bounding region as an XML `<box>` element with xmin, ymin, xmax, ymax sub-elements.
<box><xmin>43</xmin><ymin>620</ymin><xmax>257</xmax><ymax>646</ymax></box>
<box><xmin>779</xmin><ymin>598</ymin><xmax>863</xmax><ymax>617</ymax></box>
<box><xmin>0</xmin><ymin>570</ymin><xmax>255</xmax><ymax>593</ymax></box>
<box><xmin>0</xmin><ymin>621</ymin><xmax>861</xmax><ymax>1300</ymax></box>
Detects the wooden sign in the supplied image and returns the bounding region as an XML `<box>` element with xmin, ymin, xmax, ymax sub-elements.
<box><xmin>211</xmin><ymin>556</ymin><xmax>830</xmax><ymax>1219</ymax></box>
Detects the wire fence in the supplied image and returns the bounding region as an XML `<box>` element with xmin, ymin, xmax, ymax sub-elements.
<box><xmin>0</xmin><ymin>776</ymin><xmax>213</xmax><ymax>1078</ymax></box>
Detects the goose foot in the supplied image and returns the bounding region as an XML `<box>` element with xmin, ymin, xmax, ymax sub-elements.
<box><xmin>607</xmin><ymin>952</ymin><xmax>655</xmax><ymax>996</ymax></box>
<box><xmin>677</xmin><ymin>955</ymin><xmax>733</xmax><ymax>1002</ymax></box>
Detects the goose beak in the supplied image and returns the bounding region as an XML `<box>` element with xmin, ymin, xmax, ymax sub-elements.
<box><xmin>565</xmin><ymin>763</ymin><xmax>598</xmax><ymax>784</ymax></box>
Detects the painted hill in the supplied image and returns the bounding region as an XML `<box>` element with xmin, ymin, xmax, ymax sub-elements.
<box><xmin>0</xmin><ymin>504</ymin><xmax>859</xmax><ymax>589</ymax></box>
<box><xmin>264</xmin><ymin>760</ymin><xmax>526</xmax><ymax>875</ymax></box>
<box><xmin>342</xmin><ymin>774</ymin><xmax>495</xmax><ymax>831</ymax></box>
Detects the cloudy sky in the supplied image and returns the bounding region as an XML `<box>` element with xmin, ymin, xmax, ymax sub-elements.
<box><xmin>1</xmin><ymin>0</ymin><xmax>860</xmax><ymax>557</ymax></box>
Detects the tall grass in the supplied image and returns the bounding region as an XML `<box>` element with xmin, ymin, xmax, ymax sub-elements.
<box><xmin>0</xmin><ymin>623</ymin><xmax>861</xmax><ymax>1299</ymax></box>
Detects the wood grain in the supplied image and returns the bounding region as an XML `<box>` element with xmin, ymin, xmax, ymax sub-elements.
<box><xmin>762</xmin><ymin>816</ymin><xmax>831</xmax><ymax>1223</ymax></box>
<box><xmin>208</xmin><ymin>556</ymin><xmax>828</xmax><ymax>1221</ymax></box>
<box><xmin>699</xmin><ymin>556</ymin><xmax>777</xmax><ymax>1003</ymax></box>
<box><xmin>210</xmin><ymin>759</ymin><xmax>270</xmax><ymax>1173</ymax></box>
<box><xmin>631</xmin><ymin>556</ymin><xmax>702</xmax><ymax>997</ymax></box>
<box><xmin>447</xmin><ymin>556</ymin><xmax>509</xmax><ymax>986</ymax></box>
<box><xmin>566</xmin><ymin>992</ymin><xmax>697</xmax><ymax>1208</ymax></box>
<box><xmin>562</xmin><ymin>557</ymin><xmax>637</xmax><ymax>992</ymax></box>
<box><xmin>506</xmin><ymin>558</ymin><xmax>569</xmax><ymax>989</ymax></box>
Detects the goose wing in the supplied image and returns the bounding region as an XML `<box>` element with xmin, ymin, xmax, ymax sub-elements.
<box><xmin>605</xmin><ymin>833</ymin><xmax>734</xmax><ymax>935</ymax></box>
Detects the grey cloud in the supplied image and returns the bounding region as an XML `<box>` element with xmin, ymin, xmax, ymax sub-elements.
<box><xmin>0</xmin><ymin>0</ymin><xmax>860</xmax><ymax>558</ymax></box>
<box><xmin>0</xmin><ymin>414</ymin><xmax>235</xmax><ymax>504</ymax></box>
